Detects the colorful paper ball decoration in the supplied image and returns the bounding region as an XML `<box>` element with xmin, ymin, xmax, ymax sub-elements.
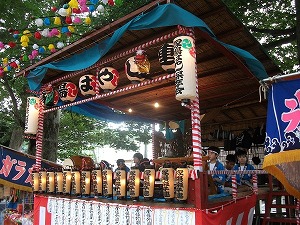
<box><xmin>158</xmin><ymin>42</ymin><xmax>175</xmax><ymax>73</ymax></box>
<box><xmin>35</xmin><ymin>18</ymin><xmax>44</xmax><ymax>27</ymax></box>
<box><xmin>96</xmin><ymin>5</ymin><xmax>104</xmax><ymax>13</ymax></box>
<box><xmin>54</xmin><ymin>17</ymin><xmax>62</xmax><ymax>25</ymax></box>
<box><xmin>44</xmin><ymin>18</ymin><xmax>51</xmax><ymax>26</ymax></box>
<box><xmin>125</xmin><ymin>56</ymin><xmax>150</xmax><ymax>83</ymax></box>
<box><xmin>34</xmin><ymin>31</ymin><xmax>42</xmax><ymax>40</ymax></box>
<box><xmin>98</xmin><ymin>67</ymin><xmax>119</xmax><ymax>91</ymax></box>
<box><xmin>79</xmin><ymin>74</ymin><xmax>99</xmax><ymax>96</ymax></box>
<box><xmin>58</xmin><ymin>82</ymin><xmax>78</xmax><ymax>102</ymax></box>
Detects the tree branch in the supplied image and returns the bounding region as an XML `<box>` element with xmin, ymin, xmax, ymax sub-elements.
<box><xmin>262</xmin><ymin>33</ymin><xmax>297</xmax><ymax>50</ymax></box>
<box><xmin>247</xmin><ymin>26</ymin><xmax>296</xmax><ymax>37</ymax></box>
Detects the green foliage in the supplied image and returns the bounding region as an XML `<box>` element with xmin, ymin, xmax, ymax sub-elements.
<box><xmin>223</xmin><ymin>0</ymin><xmax>297</xmax><ymax>72</ymax></box>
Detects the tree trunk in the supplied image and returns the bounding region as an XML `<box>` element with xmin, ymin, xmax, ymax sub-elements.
<box><xmin>8</xmin><ymin>126</ymin><xmax>24</xmax><ymax>150</ymax></box>
<box><xmin>42</xmin><ymin>110</ymin><xmax>60</xmax><ymax>163</ymax></box>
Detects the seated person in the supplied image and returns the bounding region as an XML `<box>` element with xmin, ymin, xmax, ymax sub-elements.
<box><xmin>133</xmin><ymin>152</ymin><xmax>150</xmax><ymax>172</ymax></box>
<box><xmin>115</xmin><ymin>159</ymin><xmax>130</xmax><ymax>173</ymax></box>
<box><xmin>224</xmin><ymin>154</ymin><xmax>236</xmax><ymax>187</ymax></box>
<box><xmin>207</xmin><ymin>146</ymin><xmax>225</xmax><ymax>194</ymax></box>
<box><xmin>233</xmin><ymin>148</ymin><xmax>255</xmax><ymax>189</ymax></box>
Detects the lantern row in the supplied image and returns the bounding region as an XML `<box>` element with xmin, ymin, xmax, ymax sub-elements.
<box><xmin>32</xmin><ymin>167</ymin><xmax>190</xmax><ymax>202</ymax></box>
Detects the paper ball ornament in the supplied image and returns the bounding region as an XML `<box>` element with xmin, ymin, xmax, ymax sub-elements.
<box><xmin>158</xmin><ymin>42</ymin><xmax>175</xmax><ymax>73</ymax></box>
<box><xmin>35</xmin><ymin>18</ymin><xmax>44</xmax><ymax>27</ymax></box>
<box><xmin>44</xmin><ymin>18</ymin><xmax>51</xmax><ymax>26</ymax></box>
<box><xmin>32</xmin><ymin>44</ymin><xmax>39</xmax><ymax>50</ymax></box>
<box><xmin>79</xmin><ymin>75</ymin><xmax>99</xmax><ymax>96</ymax></box>
<box><xmin>0</xmin><ymin>42</ymin><xmax>4</xmax><ymax>49</ymax></box>
<box><xmin>8</xmin><ymin>42</ymin><xmax>16</xmax><ymax>48</ymax></box>
<box><xmin>98</xmin><ymin>67</ymin><xmax>119</xmax><ymax>91</ymax></box>
<box><xmin>54</xmin><ymin>17</ymin><xmax>62</xmax><ymax>25</ymax></box>
<box><xmin>85</xmin><ymin>17</ymin><xmax>91</xmax><ymax>25</ymax></box>
<box><xmin>41</xmin><ymin>29</ymin><xmax>50</xmax><ymax>37</ymax></box>
<box><xmin>58</xmin><ymin>8</ymin><xmax>68</xmax><ymax>16</ymax></box>
<box><xmin>73</xmin><ymin>17</ymin><xmax>81</xmax><ymax>23</ymax></box>
<box><xmin>125</xmin><ymin>55</ymin><xmax>150</xmax><ymax>83</ymax></box>
<box><xmin>96</xmin><ymin>5</ymin><xmax>104</xmax><ymax>13</ymax></box>
<box><xmin>58</xmin><ymin>82</ymin><xmax>78</xmax><ymax>102</ymax></box>
<box><xmin>57</xmin><ymin>42</ymin><xmax>64</xmax><ymax>49</ymax></box>
<box><xmin>65</xmin><ymin>16</ymin><xmax>72</xmax><ymax>24</ymax></box>
<box><xmin>34</xmin><ymin>31</ymin><xmax>42</xmax><ymax>40</ymax></box>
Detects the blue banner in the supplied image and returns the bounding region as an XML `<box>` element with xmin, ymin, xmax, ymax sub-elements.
<box><xmin>0</xmin><ymin>145</ymin><xmax>59</xmax><ymax>191</ymax></box>
<box><xmin>265</xmin><ymin>79</ymin><xmax>300</xmax><ymax>154</ymax></box>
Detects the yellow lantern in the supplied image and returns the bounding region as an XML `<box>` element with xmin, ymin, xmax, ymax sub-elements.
<box><xmin>39</xmin><ymin>170</ymin><xmax>47</xmax><ymax>193</ymax></box>
<box><xmin>63</xmin><ymin>169</ymin><xmax>72</xmax><ymax>195</ymax></box>
<box><xmin>81</xmin><ymin>170</ymin><xmax>91</xmax><ymax>196</ymax></box>
<box><xmin>92</xmin><ymin>168</ymin><xmax>102</xmax><ymax>196</ymax></box>
<box><xmin>128</xmin><ymin>167</ymin><xmax>140</xmax><ymax>200</ymax></box>
<box><xmin>114</xmin><ymin>170</ymin><xmax>127</xmax><ymax>199</ymax></box>
<box><xmin>143</xmin><ymin>168</ymin><xmax>155</xmax><ymax>200</ymax></box>
<box><xmin>173</xmin><ymin>36</ymin><xmax>197</xmax><ymax>103</ymax></box>
<box><xmin>102</xmin><ymin>169</ymin><xmax>113</xmax><ymax>197</ymax></box>
<box><xmin>24</xmin><ymin>97</ymin><xmax>40</xmax><ymax>135</ymax></box>
<box><xmin>31</xmin><ymin>169</ymin><xmax>39</xmax><ymax>193</ymax></box>
<box><xmin>175</xmin><ymin>168</ymin><xmax>189</xmax><ymax>201</ymax></box>
<box><xmin>46</xmin><ymin>171</ymin><xmax>55</xmax><ymax>193</ymax></box>
<box><xmin>55</xmin><ymin>170</ymin><xmax>63</xmax><ymax>194</ymax></box>
<box><xmin>71</xmin><ymin>170</ymin><xmax>81</xmax><ymax>195</ymax></box>
<box><xmin>161</xmin><ymin>168</ymin><xmax>175</xmax><ymax>200</ymax></box>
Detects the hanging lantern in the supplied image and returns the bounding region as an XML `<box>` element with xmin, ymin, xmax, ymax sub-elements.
<box><xmin>102</xmin><ymin>169</ymin><xmax>113</xmax><ymax>197</ymax></box>
<box><xmin>39</xmin><ymin>170</ymin><xmax>47</xmax><ymax>193</ymax></box>
<box><xmin>97</xmin><ymin>67</ymin><xmax>119</xmax><ymax>91</ymax></box>
<box><xmin>161</xmin><ymin>167</ymin><xmax>175</xmax><ymax>200</ymax></box>
<box><xmin>92</xmin><ymin>167</ymin><xmax>102</xmax><ymax>196</ymax></box>
<box><xmin>71</xmin><ymin>169</ymin><xmax>81</xmax><ymax>196</ymax></box>
<box><xmin>173</xmin><ymin>36</ymin><xmax>197</xmax><ymax>103</ymax></box>
<box><xmin>175</xmin><ymin>167</ymin><xmax>189</xmax><ymax>201</ymax></box>
<box><xmin>158</xmin><ymin>43</ymin><xmax>175</xmax><ymax>73</ymax></box>
<box><xmin>55</xmin><ymin>170</ymin><xmax>63</xmax><ymax>194</ymax></box>
<box><xmin>81</xmin><ymin>170</ymin><xmax>91</xmax><ymax>196</ymax></box>
<box><xmin>24</xmin><ymin>96</ymin><xmax>40</xmax><ymax>135</ymax></box>
<box><xmin>42</xmin><ymin>84</ymin><xmax>59</xmax><ymax>107</ymax></box>
<box><xmin>125</xmin><ymin>52</ymin><xmax>150</xmax><ymax>83</ymax></box>
<box><xmin>58</xmin><ymin>82</ymin><xmax>78</xmax><ymax>103</ymax></box>
<box><xmin>63</xmin><ymin>169</ymin><xmax>72</xmax><ymax>195</ymax></box>
<box><xmin>114</xmin><ymin>170</ymin><xmax>127</xmax><ymax>199</ymax></box>
<box><xmin>128</xmin><ymin>167</ymin><xmax>140</xmax><ymax>200</ymax></box>
<box><xmin>79</xmin><ymin>74</ymin><xmax>99</xmax><ymax>96</ymax></box>
<box><xmin>46</xmin><ymin>170</ymin><xmax>55</xmax><ymax>193</ymax></box>
<box><xmin>31</xmin><ymin>169</ymin><xmax>39</xmax><ymax>193</ymax></box>
<box><xmin>143</xmin><ymin>168</ymin><xmax>155</xmax><ymax>200</ymax></box>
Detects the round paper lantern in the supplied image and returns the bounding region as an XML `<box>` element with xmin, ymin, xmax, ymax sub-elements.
<box><xmin>158</xmin><ymin>42</ymin><xmax>175</xmax><ymax>73</ymax></box>
<box><xmin>173</xmin><ymin>35</ymin><xmax>197</xmax><ymax>103</ymax></box>
<box><xmin>58</xmin><ymin>82</ymin><xmax>78</xmax><ymax>102</ymax></box>
<box><xmin>98</xmin><ymin>67</ymin><xmax>119</xmax><ymax>91</ymax></box>
<box><xmin>125</xmin><ymin>56</ymin><xmax>150</xmax><ymax>83</ymax></box>
<box><xmin>79</xmin><ymin>74</ymin><xmax>99</xmax><ymax>96</ymax></box>
<box><xmin>24</xmin><ymin>96</ymin><xmax>40</xmax><ymax>134</ymax></box>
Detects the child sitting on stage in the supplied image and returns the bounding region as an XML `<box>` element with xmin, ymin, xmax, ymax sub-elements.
<box><xmin>207</xmin><ymin>146</ymin><xmax>225</xmax><ymax>194</ymax></box>
<box><xmin>233</xmin><ymin>148</ymin><xmax>255</xmax><ymax>190</ymax></box>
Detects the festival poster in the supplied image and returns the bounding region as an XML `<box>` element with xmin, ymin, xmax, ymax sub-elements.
<box><xmin>263</xmin><ymin>78</ymin><xmax>300</xmax><ymax>198</ymax></box>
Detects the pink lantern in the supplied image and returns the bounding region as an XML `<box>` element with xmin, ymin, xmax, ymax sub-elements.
<box><xmin>97</xmin><ymin>67</ymin><xmax>119</xmax><ymax>91</ymax></box>
<box><xmin>58</xmin><ymin>82</ymin><xmax>78</xmax><ymax>102</ymax></box>
<box><xmin>79</xmin><ymin>74</ymin><xmax>99</xmax><ymax>96</ymax></box>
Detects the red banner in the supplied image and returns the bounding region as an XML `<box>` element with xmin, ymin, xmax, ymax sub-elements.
<box><xmin>198</xmin><ymin>194</ymin><xmax>257</xmax><ymax>225</ymax></box>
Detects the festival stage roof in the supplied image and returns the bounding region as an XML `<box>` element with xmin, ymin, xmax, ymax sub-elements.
<box><xmin>18</xmin><ymin>0</ymin><xmax>281</xmax><ymax>125</ymax></box>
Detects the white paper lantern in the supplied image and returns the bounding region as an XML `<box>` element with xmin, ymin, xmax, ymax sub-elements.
<box><xmin>79</xmin><ymin>74</ymin><xmax>99</xmax><ymax>96</ymax></box>
<box><xmin>161</xmin><ymin>168</ymin><xmax>175</xmax><ymax>199</ymax></box>
<box><xmin>102</xmin><ymin>169</ymin><xmax>113</xmax><ymax>197</ymax></box>
<box><xmin>58</xmin><ymin>82</ymin><xmax>78</xmax><ymax>102</ymax></box>
<box><xmin>175</xmin><ymin>168</ymin><xmax>189</xmax><ymax>201</ymax></box>
<box><xmin>91</xmin><ymin>168</ymin><xmax>102</xmax><ymax>196</ymax></box>
<box><xmin>173</xmin><ymin>36</ymin><xmax>197</xmax><ymax>102</ymax></box>
<box><xmin>98</xmin><ymin>67</ymin><xmax>119</xmax><ymax>91</ymax></box>
<box><xmin>24</xmin><ymin>96</ymin><xmax>40</xmax><ymax>135</ymax></box>
<box><xmin>128</xmin><ymin>168</ymin><xmax>140</xmax><ymax>199</ymax></box>
<box><xmin>158</xmin><ymin>42</ymin><xmax>175</xmax><ymax>73</ymax></box>
<box><xmin>114</xmin><ymin>170</ymin><xmax>127</xmax><ymax>199</ymax></box>
<box><xmin>125</xmin><ymin>56</ymin><xmax>148</xmax><ymax>83</ymax></box>
<box><xmin>143</xmin><ymin>168</ymin><xmax>155</xmax><ymax>199</ymax></box>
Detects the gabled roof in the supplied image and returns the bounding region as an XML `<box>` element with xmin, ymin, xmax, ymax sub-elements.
<box><xmin>19</xmin><ymin>0</ymin><xmax>281</xmax><ymax>125</ymax></box>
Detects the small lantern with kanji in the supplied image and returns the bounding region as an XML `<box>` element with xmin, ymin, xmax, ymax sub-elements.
<box><xmin>39</xmin><ymin>170</ymin><xmax>47</xmax><ymax>193</ymax></box>
<box><xmin>128</xmin><ymin>167</ymin><xmax>140</xmax><ymax>200</ymax></box>
<box><xmin>46</xmin><ymin>170</ymin><xmax>55</xmax><ymax>193</ymax></box>
<box><xmin>161</xmin><ymin>167</ymin><xmax>175</xmax><ymax>201</ymax></box>
<box><xmin>63</xmin><ymin>168</ymin><xmax>72</xmax><ymax>195</ymax></box>
<box><xmin>31</xmin><ymin>169</ymin><xmax>39</xmax><ymax>193</ymax></box>
<box><xmin>81</xmin><ymin>170</ymin><xmax>91</xmax><ymax>196</ymax></box>
<box><xmin>71</xmin><ymin>169</ymin><xmax>81</xmax><ymax>196</ymax></box>
<box><xmin>79</xmin><ymin>74</ymin><xmax>99</xmax><ymax>96</ymax></box>
<box><xmin>97</xmin><ymin>67</ymin><xmax>119</xmax><ymax>91</ymax></box>
<box><xmin>102</xmin><ymin>169</ymin><xmax>113</xmax><ymax>197</ymax></box>
<box><xmin>58</xmin><ymin>81</ymin><xmax>78</xmax><ymax>102</ymax></box>
<box><xmin>91</xmin><ymin>167</ymin><xmax>102</xmax><ymax>196</ymax></box>
<box><xmin>175</xmin><ymin>167</ymin><xmax>189</xmax><ymax>201</ymax></box>
<box><xmin>143</xmin><ymin>168</ymin><xmax>155</xmax><ymax>200</ymax></box>
<box><xmin>55</xmin><ymin>170</ymin><xmax>63</xmax><ymax>194</ymax></box>
<box><xmin>114</xmin><ymin>169</ymin><xmax>127</xmax><ymax>199</ymax></box>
